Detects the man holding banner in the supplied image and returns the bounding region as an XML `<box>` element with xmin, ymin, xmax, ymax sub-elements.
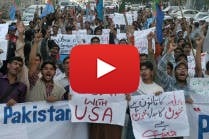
<box><xmin>0</xmin><ymin>56</ymin><xmax>27</xmax><ymax>106</ymax></box>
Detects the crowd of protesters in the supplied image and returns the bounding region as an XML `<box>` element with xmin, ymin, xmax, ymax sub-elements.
<box><xmin>0</xmin><ymin>3</ymin><xmax>209</xmax><ymax>139</ymax></box>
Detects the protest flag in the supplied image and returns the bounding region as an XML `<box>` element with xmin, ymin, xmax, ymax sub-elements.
<box><xmin>156</xmin><ymin>1</ymin><xmax>164</xmax><ymax>44</ymax></box>
<box><xmin>9</xmin><ymin>1</ymin><xmax>16</xmax><ymax>20</ymax></box>
<box><xmin>96</xmin><ymin>0</ymin><xmax>103</xmax><ymax>21</ymax></box>
<box><xmin>40</xmin><ymin>0</ymin><xmax>55</xmax><ymax>18</ymax></box>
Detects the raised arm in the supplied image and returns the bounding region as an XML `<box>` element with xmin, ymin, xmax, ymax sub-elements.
<box><xmin>157</xmin><ymin>42</ymin><xmax>177</xmax><ymax>90</ymax></box>
<box><xmin>147</xmin><ymin>32</ymin><xmax>157</xmax><ymax>79</ymax></box>
<box><xmin>28</xmin><ymin>32</ymin><xmax>42</xmax><ymax>77</ymax></box>
<box><xmin>195</xmin><ymin>36</ymin><xmax>204</xmax><ymax>77</ymax></box>
<box><xmin>15</xmin><ymin>21</ymin><xmax>25</xmax><ymax>59</ymax></box>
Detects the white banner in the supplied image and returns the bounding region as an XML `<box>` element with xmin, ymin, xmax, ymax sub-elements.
<box><xmin>129</xmin><ymin>91</ymin><xmax>189</xmax><ymax>139</ymax></box>
<box><xmin>187</xmin><ymin>53</ymin><xmax>209</xmax><ymax>77</ymax></box>
<box><xmin>113</xmin><ymin>13</ymin><xmax>126</xmax><ymax>25</ymax></box>
<box><xmin>184</xmin><ymin>94</ymin><xmax>209</xmax><ymax>139</ymax></box>
<box><xmin>0</xmin><ymin>101</ymin><xmax>88</xmax><ymax>139</ymax></box>
<box><xmin>116</xmin><ymin>33</ymin><xmax>127</xmax><ymax>41</ymax></box>
<box><xmin>112</xmin><ymin>12</ymin><xmax>137</xmax><ymax>25</ymax></box>
<box><xmin>52</xmin><ymin>34</ymin><xmax>78</xmax><ymax>55</ymax></box>
<box><xmin>0</xmin><ymin>39</ymin><xmax>8</xmax><ymax>60</ymax></box>
<box><xmin>69</xmin><ymin>94</ymin><xmax>127</xmax><ymax>126</ymax></box>
<box><xmin>134</xmin><ymin>27</ymin><xmax>155</xmax><ymax>54</ymax></box>
<box><xmin>0</xmin><ymin>23</ymin><xmax>9</xmax><ymax>39</ymax></box>
<box><xmin>77</xmin><ymin>35</ymin><xmax>109</xmax><ymax>44</ymax></box>
<box><xmin>189</xmin><ymin>78</ymin><xmax>209</xmax><ymax>96</ymax></box>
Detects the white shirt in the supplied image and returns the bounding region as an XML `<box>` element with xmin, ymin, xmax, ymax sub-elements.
<box><xmin>54</xmin><ymin>72</ymin><xmax>69</xmax><ymax>91</ymax></box>
<box><xmin>135</xmin><ymin>80</ymin><xmax>164</xmax><ymax>95</ymax></box>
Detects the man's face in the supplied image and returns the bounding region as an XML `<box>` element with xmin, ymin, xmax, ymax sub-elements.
<box><xmin>63</xmin><ymin>59</ymin><xmax>69</xmax><ymax>75</ymax></box>
<box><xmin>140</xmin><ymin>55</ymin><xmax>147</xmax><ymax>63</ymax></box>
<box><xmin>7</xmin><ymin>60</ymin><xmax>23</xmax><ymax>76</ymax></box>
<box><xmin>167</xmin><ymin>64</ymin><xmax>173</xmax><ymax>76</ymax></box>
<box><xmin>91</xmin><ymin>39</ymin><xmax>100</xmax><ymax>44</ymax></box>
<box><xmin>46</xmin><ymin>29</ymin><xmax>51</xmax><ymax>38</ymax></box>
<box><xmin>53</xmin><ymin>26</ymin><xmax>58</xmax><ymax>34</ymax></box>
<box><xmin>175</xmin><ymin>64</ymin><xmax>188</xmax><ymax>82</ymax></box>
<box><xmin>85</xmin><ymin>22</ymin><xmax>90</xmax><ymax>28</ymax></box>
<box><xmin>178</xmin><ymin>39</ymin><xmax>184</xmax><ymax>47</ymax></box>
<box><xmin>183</xmin><ymin>45</ymin><xmax>191</xmax><ymax>56</ymax></box>
<box><xmin>50</xmin><ymin>47</ymin><xmax>59</xmax><ymax>57</ymax></box>
<box><xmin>41</xmin><ymin>64</ymin><xmax>56</xmax><ymax>82</ymax></box>
<box><xmin>140</xmin><ymin>66</ymin><xmax>153</xmax><ymax>81</ymax></box>
<box><xmin>177</xmin><ymin>31</ymin><xmax>183</xmax><ymax>38</ymax></box>
<box><xmin>35</xmin><ymin>56</ymin><xmax>41</xmax><ymax>67</ymax></box>
<box><xmin>95</xmin><ymin>29</ymin><xmax>102</xmax><ymax>35</ymax></box>
<box><xmin>174</xmin><ymin>49</ymin><xmax>182</xmax><ymax>59</ymax></box>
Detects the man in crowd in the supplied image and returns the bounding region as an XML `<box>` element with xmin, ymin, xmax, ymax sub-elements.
<box><xmin>27</xmin><ymin>32</ymin><xmax>65</xmax><ymax>102</ymax></box>
<box><xmin>0</xmin><ymin>57</ymin><xmax>27</xmax><ymax>106</ymax></box>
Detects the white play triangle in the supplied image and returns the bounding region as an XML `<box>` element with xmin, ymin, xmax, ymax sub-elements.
<box><xmin>97</xmin><ymin>58</ymin><xmax>116</xmax><ymax>78</ymax></box>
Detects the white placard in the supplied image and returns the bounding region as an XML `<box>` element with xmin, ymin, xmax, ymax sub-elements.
<box><xmin>0</xmin><ymin>39</ymin><xmax>8</xmax><ymax>60</ymax></box>
<box><xmin>69</xmin><ymin>94</ymin><xmax>127</xmax><ymax>126</ymax></box>
<box><xmin>129</xmin><ymin>91</ymin><xmax>189</xmax><ymax>139</ymax></box>
<box><xmin>134</xmin><ymin>27</ymin><xmax>156</xmax><ymax>54</ymax></box>
<box><xmin>52</xmin><ymin>34</ymin><xmax>78</xmax><ymax>54</ymax></box>
<box><xmin>0</xmin><ymin>24</ymin><xmax>9</xmax><ymax>39</ymax></box>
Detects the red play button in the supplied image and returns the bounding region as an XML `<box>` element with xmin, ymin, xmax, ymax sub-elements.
<box><xmin>69</xmin><ymin>44</ymin><xmax>140</xmax><ymax>94</ymax></box>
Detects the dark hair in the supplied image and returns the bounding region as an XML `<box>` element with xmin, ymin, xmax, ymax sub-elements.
<box><xmin>167</xmin><ymin>62</ymin><xmax>173</xmax><ymax>70</ymax></box>
<box><xmin>7</xmin><ymin>56</ymin><xmax>23</xmax><ymax>64</ymax></box>
<box><xmin>94</xmin><ymin>26</ymin><xmax>103</xmax><ymax>35</ymax></box>
<box><xmin>194</xmin><ymin>22</ymin><xmax>199</xmax><ymax>28</ymax></box>
<box><xmin>48</xmin><ymin>40</ymin><xmax>60</xmax><ymax>51</ymax></box>
<box><xmin>177</xmin><ymin>38</ymin><xmax>185</xmax><ymax>43</ymax></box>
<box><xmin>41</xmin><ymin>28</ymin><xmax>47</xmax><ymax>38</ymax></box>
<box><xmin>41</xmin><ymin>60</ymin><xmax>56</xmax><ymax>70</ymax></box>
<box><xmin>182</xmin><ymin>42</ymin><xmax>191</xmax><ymax>48</ymax></box>
<box><xmin>140</xmin><ymin>53</ymin><xmax>148</xmax><ymax>58</ymax></box>
<box><xmin>140</xmin><ymin>61</ymin><xmax>153</xmax><ymax>71</ymax></box>
<box><xmin>119</xmin><ymin>39</ymin><xmax>128</xmax><ymax>44</ymax></box>
<box><xmin>175</xmin><ymin>61</ymin><xmax>188</xmax><ymax>71</ymax></box>
<box><xmin>36</xmin><ymin>54</ymin><xmax>42</xmax><ymax>61</ymax></box>
<box><xmin>91</xmin><ymin>36</ymin><xmax>100</xmax><ymax>43</ymax></box>
<box><xmin>206</xmin><ymin>61</ymin><xmax>209</xmax><ymax>71</ymax></box>
<box><xmin>174</xmin><ymin>47</ymin><xmax>184</xmax><ymax>53</ymax></box>
<box><xmin>175</xmin><ymin>53</ymin><xmax>188</xmax><ymax>62</ymax></box>
<box><xmin>63</xmin><ymin>56</ymin><xmax>69</xmax><ymax>64</ymax></box>
<box><xmin>65</xmin><ymin>26</ymin><xmax>73</xmax><ymax>32</ymax></box>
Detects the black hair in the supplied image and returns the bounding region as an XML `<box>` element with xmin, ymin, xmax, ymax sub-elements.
<box><xmin>119</xmin><ymin>39</ymin><xmax>128</xmax><ymax>44</ymax></box>
<box><xmin>41</xmin><ymin>28</ymin><xmax>47</xmax><ymax>38</ymax></box>
<box><xmin>140</xmin><ymin>61</ymin><xmax>153</xmax><ymax>71</ymax></box>
<box><xmin>91</xmin><ymin>36</ymin><xmax>100</xmax><ymax>43</ymax></box>
<box><xmin>63</xmin><ymin>56</ymin><xmax>69</xmax><ymax>64</ymax></box>
<box><xmin>194</xmin><ymin>22</ymin><xmax>199</xmax><ymax>28</ymax></box>
<box><xmin>175</xmin><ymin>53</ymin><xmax>188</xmax><ymax>62</ymax></box>
<box><xmin>7</xmin><ymin>56</ymin><xmax>23</xmax><ymax>64</ymax></box>
<box><xmin>48</xmin><ymin>40</ymin><xmax>60</xmax><ymax>51</ymax></box>
<box><xmin>167</xmin><ymin>62</ymin><xmax>173</xmax><ymax>70</ymax></box>
<box><xmin>177</xmin><ymin>38</ymin><xmax>185</xmax><ymax>43</ymax></box>
<box><xmin>65</xmin><ymin>26</ymin><xmax>73</xmax><ymax>31</ymax></box>
<box><xmin>94</xmin><ymin>26</ymin><xmax>103</xmax><ymax>35</ymax></box>
<box><xmin>174</xmin><ymin>47</ymin><xmax>184</xmax><ymax>53</ymax></box>
<box><xmin>206</xmin><ymin>61</ymin><xmax>209</xmax><ymax>71</ymax></box>
<box><xmin>174</xmin><ymin>61</ymin><xmax>188</xmax><ymax>71</ymax></box>
<box><xmin>182</xmin><ymin>42</ymin><xmax>191</xmax><ymax>48</ymax></box>
<box><xmin>36</xmin><ymin>54</ymin><xmax>42</xmax><ymax>61</ymax></box>
<box><xmin>140</xmin><ymin>53</ymin><xmax>148</xmax><ymax>58</ymax></box>
<box><xmin>41</xmin><ymin>60</ymin><xmax>56</xmax><ymax>70</ymax></box>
